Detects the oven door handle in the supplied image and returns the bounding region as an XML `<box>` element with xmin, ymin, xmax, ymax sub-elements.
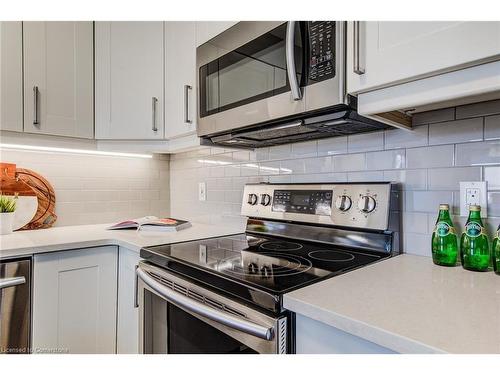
<box><xmin>286</xmin><ymin>21</ymin><xmax>302</xmax><ymax>101</ymax></box>
<box><xmin>0</xmin><ymin>276</ymin><xmax>26</xmax><ymax>290</ymax></box>
<box><xmin>137</xmin><ymin>268</ymin><xmax>274</xmax><ymax>341</ymax></box>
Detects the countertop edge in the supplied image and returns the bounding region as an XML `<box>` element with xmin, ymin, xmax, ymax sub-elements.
<box><xmin>283</xmin><ymin>294</ymin><xmax>446</xmax><ymax>354</ymax></box>
<box><xmin>0</xmin><ymin>224</ymin><xmax>244</xmax><ymax>259</ymax></box>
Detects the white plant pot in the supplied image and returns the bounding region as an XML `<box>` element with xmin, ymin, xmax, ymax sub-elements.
<box><xmin>0</xmin><ymin>212</ymin><xmax>15</xmax><ymax>235</ymax></box>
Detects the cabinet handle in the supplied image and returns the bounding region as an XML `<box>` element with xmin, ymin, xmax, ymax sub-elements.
<box><xmin>353</xmin><ymin>21</ymin><xmax>365</xmax><ymax>75</ymax></box>
<box><xmin>184</xmin><ymin>84</ymin><xmax>192</xmax><ymax>124</ymax></box>
<box><xmin>33</xmin><ymin>86</ymin><xmax>40</xmax><ymax>125</ymax></box>
<box><xmin>134</xmin><ymin>265</ymin><xmax>139</xmax><ymax>308</ymax></box>
<box><xmin>152</xmin><ymin>97</ymin><xmax>158</xmax><ymax>132</ymax></box>
<box><xmin>285</xmin><ymin>21</ymin><xmax>302</xmax><ymax>101</ymax></box>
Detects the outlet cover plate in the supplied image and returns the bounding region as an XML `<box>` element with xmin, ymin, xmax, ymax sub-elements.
<box><xmin>459</xmin><ymin>181</ymin><xmax>487</xmax><ymax>217</ymax></box>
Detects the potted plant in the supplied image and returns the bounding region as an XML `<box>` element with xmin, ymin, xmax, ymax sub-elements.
<box><xmin>0</xmin><ymin>195</ymin><xmax>17</xmax><ymax>235</ymax></box>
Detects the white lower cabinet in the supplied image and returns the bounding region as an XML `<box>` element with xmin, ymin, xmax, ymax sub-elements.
<box><xmin>295</xmin><ymin>314</ymin><xmax>395</xmax><ymax>354</ymax></box>
<box><xmin>117</xmin><ymin>247</ymin><xmax>141</xmax><ymax>354</ymax></box>
<box><xmin>32</xmin><ymin>246</ymin><xmax>118</xmax><ymax>354</ymax></box>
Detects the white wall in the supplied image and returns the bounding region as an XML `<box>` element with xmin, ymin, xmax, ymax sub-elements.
<box><xmin>170</xmin><ymin>99</ymin><xmax>500</xmax><ymax>257</ymax></box>
<box><xmin>1</xmin><ymin>148</ymin><xmax>170</xmax><ymax>226</ymax></box>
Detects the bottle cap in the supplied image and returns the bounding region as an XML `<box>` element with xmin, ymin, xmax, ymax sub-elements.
<box><xmin>469</xmin><ymin>204</ymin><xmax>481</xmax><ymax>211</ymax></box>
<box><xmin>439</xmin><ymin>204</ymin><xmax>449</xmax><ymax>210</ymax></box>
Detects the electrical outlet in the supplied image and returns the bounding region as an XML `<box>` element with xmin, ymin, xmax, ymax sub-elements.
<box><xmin>460</xmin><ymin>181</ymin><xmax>487</xmax><ymax>217</ymax></box>
<box><xmin>198</xmin><ymin>182</ymin><xmax>206</xmax><ymax>201</ymax></box>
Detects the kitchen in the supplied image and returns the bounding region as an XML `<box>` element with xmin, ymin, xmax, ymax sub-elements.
<box><xmin>1</xmin><ymin>0</ymin><xmax>500</xmax><ymax>370</ymax></box>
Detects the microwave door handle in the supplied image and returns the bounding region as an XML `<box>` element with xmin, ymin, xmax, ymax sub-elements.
<box><xmin>286</xmin><ymin>21</ymin><xmax>302</xmax><ymax>101</ymax></box>
<box><xmin>0</xmin><ymin>276</ymin><xmax>26</xmax><ymax>290</ymax></box>
<box><xmin>137</xmin><ymin>268</ymin><xmax>274</xmax><ymax>341</ymax></box>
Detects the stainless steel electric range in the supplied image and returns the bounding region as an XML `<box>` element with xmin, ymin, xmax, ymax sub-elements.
<box><xmin>137</xmin><ymin>182</ymin><xmax>400</xmax><ymax>354</ymax></box>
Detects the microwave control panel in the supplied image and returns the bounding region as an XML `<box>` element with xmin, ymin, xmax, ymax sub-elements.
<box><xmin>308</xmin><ymin>21</ymin><xmax>335</xmax><ymax>83</ymax></box>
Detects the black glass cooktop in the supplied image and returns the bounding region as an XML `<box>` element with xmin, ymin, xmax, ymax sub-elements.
<box><xmin>141</xmin><ymin>233</ymin><xmax>387</xmax><ymax>313</ymax></box>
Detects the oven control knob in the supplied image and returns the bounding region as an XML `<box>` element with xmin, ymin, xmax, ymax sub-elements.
<box><xmin>334</xmin><ymin>195</ymin><xmax>352</xmax><ymax>211</ymax></box>
<box><xmin>357</xmin><ymin>195</ymin><xmax>376</xmax><ymax>213</ymax></box>
<box><xmin>248</xmin><ymin>263</ymin><xmax>258</xmax><ymax>274</ymax></box>
<box><xmin>247</xmin><ymin>193</ymin><xmax>258</xmax><ymax>205</ymax></box>
<box><xmin>260</xmin><ymin>194</ymin><xmax>271</xmax><ymax>206</ymax></box>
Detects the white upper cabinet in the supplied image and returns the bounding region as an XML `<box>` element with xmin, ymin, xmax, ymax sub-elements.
<box><xmin>195</xmin><ymin>21</ymin><xmax>238</xmax><ymax>46</ymax></box>
<box><xmin>23</xmin><ymin>22</ymin><xmax>94</xmax><ymax>138</ymax></box>
<box><xmin>0</xmin><ymin>22</ymin><xmax>23</xmax><ymax>132</ymax></box>
<box><xmin>347</xmin><ymin>21</ymin><xmax>500</xmax><ymax>94</ymax></box>
<box><xmin>95</xmin><ymin>22</ymin><xmax>165</xmax><ymax>140</ymax></box>
<box><xmin>165</xmin><ymin>21</ymin><xmax>197</xmax><ymax>139</ymax></box>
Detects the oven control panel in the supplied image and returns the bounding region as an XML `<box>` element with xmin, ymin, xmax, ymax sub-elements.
<box><xmin>241</xmin><ymin>183</ymin><xmax>393</xmax><ymax>231</ymax></box>
<box><xmin>272</xmin><ymin>189</ymin><xmax>332</xmax><ymax>216</ymax></box>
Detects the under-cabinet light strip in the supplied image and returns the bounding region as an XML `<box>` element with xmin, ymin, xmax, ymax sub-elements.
<box><xmin>0</xmin><ymin>143</ymin><xmax>153</xmax><ymax>159</ymax></box>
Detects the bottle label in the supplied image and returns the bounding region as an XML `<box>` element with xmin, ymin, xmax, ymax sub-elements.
<box><xmin>434</xmin><ymin>222</ymin><xmax>455</xmax><ymax>237</ymax></box>
<box><xmin>465</xmin><ymin>222</ymin><xmax>486</xmax><ymax>238</ymax></box>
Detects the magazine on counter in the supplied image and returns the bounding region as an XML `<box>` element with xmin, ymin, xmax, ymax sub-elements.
<box><xmin>107</xmin><ymin>216</ymin><xmax>191</xmax><ymax>232</ymax></box>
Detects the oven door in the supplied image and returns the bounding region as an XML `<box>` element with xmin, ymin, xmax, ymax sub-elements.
<box><xmin>197</xmin><ymin>21</ymin><xmax>306</xmax><ymax>136</ymax></box>
<box><xmin>137</xmin><ymin>262</ymin><xmax>288</xmax><ymax>354</ymax></box>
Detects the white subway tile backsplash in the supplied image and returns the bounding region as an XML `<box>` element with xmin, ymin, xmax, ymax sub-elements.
<box><xmin>485</xmin><ymin>115</ymin><xmax>500</xmax><ymax>140</ymax></box>
<box><xmin>259</xmin><ymin>161</ymin><xmax>281</xmax><ymax>175</ymax></box>
<box><xmin>403</xmin><ymin>212</ymin><xmax>429</xmax><ymax>234</ymax></box>
<box><xmin>347</xmin><ymin>171</ymin><xmax>385</xmax><ymax>182</ymax></box>
<box><xmin>348</xmin><ymin>132</ymin><xmax>384</xmax><ymax>153</ymax></box>
<box><xmin>484</xmin><ymin>166</ymin><xmax>500</xmax><ymax>190</ymax></box>
<box><xmin>487</xmin><ymin>192</ymin><xmax>500</xmax><ymax>216</ymax></box>
<box><xmin>455</xmin><ymin>140</ymin><xmax>500</xmax><ymax>166</ymax></box>
<box><xmin>428</xmin><ymin>167</ymin><xmax>482</xmax><ymax>190</ymax></box>
<box><xmin>303</xmin><ymin>156</ymin><xmax>333</xmax><ymax>174</ymax></box>
<box><xmin>384</xmin><ymin>125</ymin><xmax>428</xmax><ymax>150</ymax></box>
<box><xmin>383</xmin><ymin>169</ymin><xmax>427</xmax><ymax>190</ymax></box>
<box><xmin>405</xmin><ymin>191</ymin><xmax>454</xmax><ymax>213</ymax></box>
<box><xmin>366</xmin><ymin>149</ymin><xmax>406</xmax><ymax>170</ymax></box>
<box><xmin>406</xmin><ymin>145</ymin><xmax>454</xmax><ymax>169</ymax></box>
<box><xmin>332</xmin><ymin>153</ymin><xmax>366</xmax><ymax>172</ymax></box>
<box><xmin>291</xmin><ymin>140</ymin><xmax>318</xmax><ymax>157</ymax></box>
<box><xmin>404</xmin><ymin>233</ymin><xmax>432</xmax><ymax>257</ymax></box>
<box><xmin>429</xmin><ymin>117</ymin><xmax>483</xmax><ymax>145</ymax></box>
<box><xmin>279</xmin><ymin>159</ymin><xmax>305</xmax><ymax>175</ymax></box>
<box><xmin>317</xmin><ymin>136</ymin><xmax>348</xmax><ymax>156</ymax></box>
<box><xmin>268</xmin><ymin>144</ymin><xmax>291</xmax><ymax>160</ymax></box>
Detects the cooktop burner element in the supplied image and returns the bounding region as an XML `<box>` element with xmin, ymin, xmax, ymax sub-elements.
<box><xmin>224</xmin><ymin>252</ymin><xmax>313</xmax><ymax>278</ymax></box>
<box><xmin>308</xmin><ymin>250</ymin><xmax>355</xmax><ymax>262</ymax></box>
<box><xmin>260</xmin><ymin>241</ymin><xmax>303</xmax><ymax>251</ymax></box>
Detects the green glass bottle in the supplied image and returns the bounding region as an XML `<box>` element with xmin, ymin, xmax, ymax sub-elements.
<box><xmin>431</xmin><ymin>204</ymin><xmax>458</xmax><ymax>266</ymax></box>
<box><xmin>460</xmin><ymin>205</ymin><xmax>490</xmax><ymax>272</ymax></box>
<box><xmin>493</xmin><ymin>224</ymin><xmax>500</xmax><ymax>275</ymax></box>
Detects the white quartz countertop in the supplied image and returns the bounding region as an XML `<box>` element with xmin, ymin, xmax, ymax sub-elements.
<box><xmin>0</xmin><ymin>222</ymin><xmax>243</xmax><ymax>258</ymax></box>
<box><xmin>284</xmin><ymin>254</ymin><xmax>500</xmax><ymax>354</ymax></box>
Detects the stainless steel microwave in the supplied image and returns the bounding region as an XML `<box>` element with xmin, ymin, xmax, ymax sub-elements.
<box><xmin>196</xmin><ymin>21</ymin><xmax>390</xmax><ymax>148</ymax></box>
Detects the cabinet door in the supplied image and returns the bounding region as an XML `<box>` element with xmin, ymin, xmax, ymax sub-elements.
<box><xmin>95</xmin><ymin>22</ymin><xmax>165</xmax><ymax>140</ymax></box>
<box><xmin>23</xmin><ymin>22</ymin><xmax>94</xmax><ymax>138</ymax></box>
<box><xmin>195</xmin><ymin>21</ymin><xmax>238</xmax><ymax>46</ymax></box>
<box><xmin>32</xmin><ymin>246</ymin><xmax>118</xmax><ymax>354</ymax></box>
<box><xmin>117</xmin><ymin>247</ymin><xmax>141</xmax><ymax>354</ymax></box>
<box><xmin>165</xmin><ymin>21</ymin><xmax>197</xmax><ymax>139</ymax></box>
<box><xmin>0</xmin><ymin>22</ymin><xmax>23</xmax><ymax>132</ymax></box>
<box><xmin>347</xmin><ymin>21</ymin><xmax>500</xmax><ymax>94</ymax></box>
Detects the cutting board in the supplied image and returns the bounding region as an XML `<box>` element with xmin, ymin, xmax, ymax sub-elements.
<box><xmin>1</xmin><ymin>163</ymin><xmax>39</xmax><ymax>230</ymax></box>
<box><xmin>16</xmin><ymin>168</ymin><xmax>57</xmax><ymax>230</ymax></box>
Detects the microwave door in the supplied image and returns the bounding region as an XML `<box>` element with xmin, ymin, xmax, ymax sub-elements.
<box><xmin>197</xmin><ymin>22</ymin><xmax>307</xmax><ymax>137</ymax></box>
